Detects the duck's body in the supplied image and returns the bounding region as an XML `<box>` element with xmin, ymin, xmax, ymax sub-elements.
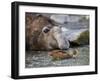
<box><xmin>49</xmin><ymin>49</ymin><xmax>79</xmax><ymax>60</ymax></box>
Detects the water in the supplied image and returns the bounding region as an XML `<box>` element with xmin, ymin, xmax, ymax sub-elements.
<box><xmin>25</xmin><ymin>46</ymin><xmax>89</xmax><ymax>68</ymax></box>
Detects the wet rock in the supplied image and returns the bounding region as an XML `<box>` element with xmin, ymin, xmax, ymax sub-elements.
<box><xmin>62</xmin><ymin>28</ymin><xmax>89</xmax><ymax>45</ymax></box>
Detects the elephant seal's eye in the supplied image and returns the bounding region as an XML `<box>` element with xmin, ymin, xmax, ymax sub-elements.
<box><xmin>43</xmin><ymin>28</ymin><xmax>50</xmax><ymax>33</ymax></box>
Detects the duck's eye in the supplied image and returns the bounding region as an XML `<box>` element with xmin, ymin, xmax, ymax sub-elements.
<box><xmin>43</xmin><ymin>28</ymin><xmax>50</xmax><ymax>33</ymax></box>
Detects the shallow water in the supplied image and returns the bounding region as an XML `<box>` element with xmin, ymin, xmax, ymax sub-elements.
<box><xmin>25</xmin><ymin>45</ymin><xmax>89</xmax><ymax>68</ymax></box>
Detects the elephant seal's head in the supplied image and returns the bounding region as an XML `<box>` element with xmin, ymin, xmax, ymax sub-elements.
<box><xmin>38</xmin><ymin>25</ymin><xmax>70</xmax><ymax>50</ymax></box>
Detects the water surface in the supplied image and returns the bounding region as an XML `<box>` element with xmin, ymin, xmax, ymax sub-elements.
<box><xmin>25</xmin><ymin>46</ymin><xmax>89</xmax><ymax>68</ymax></box>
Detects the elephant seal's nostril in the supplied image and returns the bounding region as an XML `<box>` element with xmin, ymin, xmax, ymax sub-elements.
<box><xmin>43</xmin><ymin>28</ymin><xmax>50</xmax><ymax>33</ymax></box>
